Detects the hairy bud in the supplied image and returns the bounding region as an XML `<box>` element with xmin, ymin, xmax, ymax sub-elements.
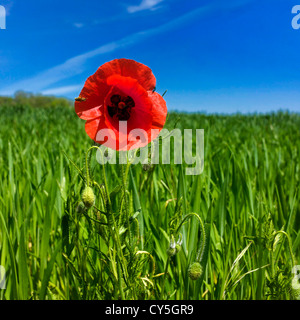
<box><xmin>188</xmin><ymin>262</ymin><xmax>203</xmax><ymax>280</ymax></box>
<box><xmin>82</xmin><ymin>186</ymin><xmax>95</xmax><ymax>208</ymax></box>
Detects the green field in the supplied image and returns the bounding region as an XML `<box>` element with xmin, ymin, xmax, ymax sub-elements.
<box><xmin>0</xmin><ymin>96</ymin><xmax>299</xmax><ymax>300</ymax></box>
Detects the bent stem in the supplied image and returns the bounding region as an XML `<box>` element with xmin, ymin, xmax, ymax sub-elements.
<box><xmin>176</xmin><ymin>212</ymin><xmax>206</xmax><ymax>263</ymax></box>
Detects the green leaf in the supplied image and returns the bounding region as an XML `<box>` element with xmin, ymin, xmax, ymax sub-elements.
<box><xmin>39</xmin><ymin>240</ymin><xmax>62</xmax><ymax>300</ymax></box>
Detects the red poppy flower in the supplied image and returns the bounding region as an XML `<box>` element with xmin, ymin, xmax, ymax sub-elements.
<box><xmin>75</xmin><ymin>58</ymin><xmax>167</xmax><ymax>151</ymax></box>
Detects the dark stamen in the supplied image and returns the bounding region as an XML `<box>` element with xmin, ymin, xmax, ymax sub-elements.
<box><xmin>108</xmin><ymin>95</ymin><xmax>135</xmax><ymax>120</ymax></box>
<box><xmin>107</xmin><ymin>106</ymin><xmax>117</xmax><ymax>118</ymax></box>
<box><xmin>111</xmin><ymin>95</ymin><xmax>121</xmax><ymax>105</ymax></box>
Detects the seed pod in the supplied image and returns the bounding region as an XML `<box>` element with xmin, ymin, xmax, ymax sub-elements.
<box><xmin>82</xmin><ymin>186</ymin><xmax>95</xmax><ymax>208</ymax></box>
<box><xmin>188</xmin><ymin>262</ymin><xmax>203</xmax><ymax>280</ymax></box>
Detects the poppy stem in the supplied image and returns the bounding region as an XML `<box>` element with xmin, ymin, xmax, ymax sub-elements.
<box><xmin>85</xmin><ymin>147</ymin><xmax>91</xmax><ymax>187</ymax></box>
<box><xmin>121</xmin><ymin>159</ymin><xmax>132</xmax><ymax>248</ymax></box>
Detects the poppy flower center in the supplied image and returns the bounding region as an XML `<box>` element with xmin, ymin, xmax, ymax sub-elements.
<box><xmin>107</xmin><ymin>94</ymin><xmax>135</xmax><ymax>121</ymax></box>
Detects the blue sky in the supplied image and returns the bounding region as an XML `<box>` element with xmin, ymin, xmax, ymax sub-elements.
<box><xmin>0</xmin><ymin>0</ymin><xmax>300</xmax><ymax>113</ymax></box>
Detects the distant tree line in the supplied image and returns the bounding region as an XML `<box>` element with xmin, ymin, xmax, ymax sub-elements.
<box><xmin>0</xmin><ymin>91</ymin><xmax>73</xmax><ymax>108</ymax></box>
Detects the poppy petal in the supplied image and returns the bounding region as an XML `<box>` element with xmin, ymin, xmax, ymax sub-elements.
<box><xmin>75</xmin><ymin>72</ymin><xmax>109</xmax><ymax>120</ymax></box>
<box><xmin>75</xmin><ymin>104</ymin><xmax>102</xmax><ymax>120</ymax></box>
<box><xmin>95</xmin><ymin>58</ymin><xmax>156</xmax><ymax>92</ymax></box>
<box><xmin>85</xmin><ymin>116</ymin><xmax>114</xmax><ymax>143</ymax></box>
<box><xmin>147</xmin><ymin>91</ymin><xmax>167</xmax><ymax>130</ymax></box>
<box><xmin>85</xmin><ymin>117</ymin><xmax>101</xmax><ymax>141</ymax></box>
<box><xmin>117</xmin><ymin>58</ymin><xmax>156</xmax><ymax>92</ymax></box>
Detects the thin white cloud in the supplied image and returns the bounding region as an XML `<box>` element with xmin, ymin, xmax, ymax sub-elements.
<box><xmin>0</xmin><ymin>42</ymin><xmax>120</xmax><ymax>95</ymax></box>
<box><xmin>127</xmin><ymin>0</ymin><xmax>164</xmax><ymax>13</ymax></box>
<box><xmin>41</xmin><ymin>85</ymin><xmax>82</xmax><ymax>96</ymax></box>
<box><xmin>0</xmin><ymin>0</ymin><xmax>255</xmax><ymax>96</ymax></box>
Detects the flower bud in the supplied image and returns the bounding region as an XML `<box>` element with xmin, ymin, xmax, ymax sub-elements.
<box><xmin>175</xmin><ymin>233</ymin><xmax>183</xmax><ymax>253</ymax></box>
<box><xmin>82</xmin><ymin>186</ymin><xmax>95</xmax><ymax>208</ymax></box>
<box><xmin>188</xmin><ymin>262</ymin><xmax>203</xmax><ymax>280</ymax></box>
<box><xmin>175</xmin><ymin>243</ymin><xmax>182</xmax><ymax>253</ymax></box>
<box><xmin>167</xmin><ymin>235</ymin><xmax>176</xmax><ymax>257</ymax></box>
